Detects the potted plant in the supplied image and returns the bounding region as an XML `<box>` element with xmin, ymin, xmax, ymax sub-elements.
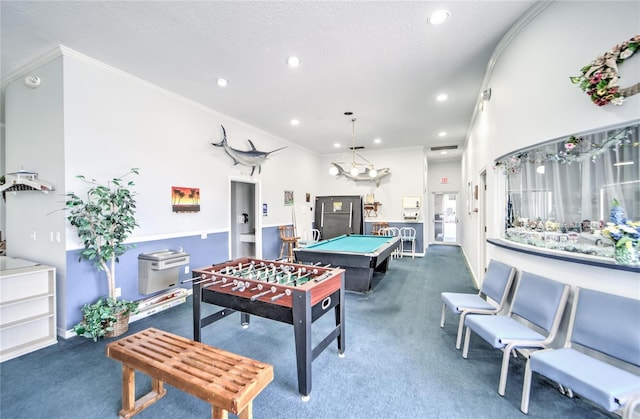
<box><xmin>74</xmin><ymin>297</ymin><xmax>138</xmax><ymax>341</ymax></box>
<box><xmin>66</xmin><ymin>168</ymin><xmax>140</xmax><ymax>340</ymax></box>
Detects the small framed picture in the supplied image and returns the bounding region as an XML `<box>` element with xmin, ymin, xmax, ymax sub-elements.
<box><xmin>172</xmin><ymin>186</ymin><xmax>200</xmax><ymax>213</ymax></box>
<box><xmin>284</xmin><ymin>190</ymin><xmax>294</xmax><ymax>206</ymax></box>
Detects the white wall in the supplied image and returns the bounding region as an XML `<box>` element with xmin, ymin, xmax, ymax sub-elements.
<box><xmin>318</xmin><ymin>146</ymin><xmax>426</xmax><ymax>222</ymax></box>
<box><xmin>0</xmin><ymin>123</ymin><xmax>5</xmax><ymax>240</ymax></box>
<box><xmin>3</xmin><ymin>47</ymin><xmax>325</xmax><ymax>332</ymax></box>
<box><xmin>462</xmin><ymin>1</ymin><xmax>640</xmax><ymax>295</ymax></box>
<box><xmin>61</xmin><ymin>50</ymin><xmax>320</xmax><ymax>244</ymax></box>
<box><xmin>4</xmin><ymin>57</ymin><xmax>66</xmax><ymax>268</ymax></box>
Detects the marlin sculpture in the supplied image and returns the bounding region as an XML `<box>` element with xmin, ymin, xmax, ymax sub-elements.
<box><xmin>330</xmin><ymin>163</ymin><xmax>391</xmax><ymax>187</ymax></box>
<box><xmin>212</xmin><ymin>125</ymin><xmax>286</xmax><ymax>175</ymax></box>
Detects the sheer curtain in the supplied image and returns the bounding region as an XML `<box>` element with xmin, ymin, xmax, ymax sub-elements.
<box><xmin>507</xmin><ymin>122</ymin><xmax>639</xmax><ymax>230</ymax></box>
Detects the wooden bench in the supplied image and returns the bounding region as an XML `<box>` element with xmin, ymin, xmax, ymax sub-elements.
<box><xmin>106</xmin><ymin>328</ymin><xmax>273</xmax><ymax>419</ymax></box>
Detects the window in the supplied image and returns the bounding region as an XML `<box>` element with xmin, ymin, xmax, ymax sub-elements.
<box><xmin>496</xmin><ymin>121</ymin><xmax>639</xmax><ymax>267</ymax></box>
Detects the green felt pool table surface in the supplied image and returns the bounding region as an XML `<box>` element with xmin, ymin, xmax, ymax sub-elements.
<box><xmin>303</xmin><ymin>234</ymin><xmax>394</xmax><ymax>253</ymax></box>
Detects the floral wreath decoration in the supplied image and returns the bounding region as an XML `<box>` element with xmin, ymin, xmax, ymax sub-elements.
<box><xmin>570</xmin><ymin>35</ymin><xmax>640</xmax><ymax>106</ymax></box>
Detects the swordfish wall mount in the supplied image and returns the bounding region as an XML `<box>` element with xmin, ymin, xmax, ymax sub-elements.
<box><xmin>212</xmin><ymin>125</ymin><xmax>286</xmax><ymax>176</ymax></box>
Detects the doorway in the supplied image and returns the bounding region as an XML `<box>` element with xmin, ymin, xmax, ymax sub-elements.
<box><xmin>230</xmin><ymin>179</ymin><xmax>262</xmax><ymax>259</ymax></box>
<box><xmin>433</xmin><ymin>192</ymin><xmax>458</xmax><ymax>244</ymax></box>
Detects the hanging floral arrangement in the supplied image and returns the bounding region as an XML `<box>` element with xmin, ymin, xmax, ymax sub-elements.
<box><xmin>570</xmin><ymin>35</ymin><xmax>640</xmax><ymax>106</ymax></box>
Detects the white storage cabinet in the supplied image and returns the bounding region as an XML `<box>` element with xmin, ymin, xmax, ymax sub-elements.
<box><xmin>0</xmin><ymin>257</ymin><xmax>57</xmax><ymax>362</ymax></box>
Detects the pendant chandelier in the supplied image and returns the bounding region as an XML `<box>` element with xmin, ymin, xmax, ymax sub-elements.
<box><xmin>329</xmin><ymin>118</ymin><xmax>378</xmax><ymax>178</ymax></box>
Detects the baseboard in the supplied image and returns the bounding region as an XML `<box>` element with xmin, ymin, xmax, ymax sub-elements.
<box><xmin>460</xmin><ymin>245</ymin><xmax>480</xmax><ymax>289</ymax></box>
<box><xmin>59</xmin><ymin>288</ymin><xmax>193</xmax><ymax>339</ymax></box>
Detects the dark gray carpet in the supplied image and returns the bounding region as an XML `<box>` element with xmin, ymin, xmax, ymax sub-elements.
<box><xmin>0</xmin><ymin>246</ymin><xmax>613</xmax><ymax>418</ymax></box>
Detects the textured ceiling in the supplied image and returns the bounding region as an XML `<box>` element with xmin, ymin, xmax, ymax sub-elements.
<box><xmin>1</xmin><ymin>1</ymin><xmax>537</xmax><ymax>160</ymax></box>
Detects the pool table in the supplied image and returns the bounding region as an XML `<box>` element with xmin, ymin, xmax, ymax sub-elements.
<box><xmin>293</xmin><ymin>234</ymin><xmax>401</xmax><ymax>293</ymax></box>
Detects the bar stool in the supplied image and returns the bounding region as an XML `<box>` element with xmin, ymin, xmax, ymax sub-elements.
<box><xmin>379</xmin><ymin>227</ymin><xmax>400</xmax><ymax>259</ymax></box>
<box><xmin>279</xmin><ymin>225</ymin><xmax>299</xmax><ymax>262</ymax></box>
<box><xmin>399</xmin><ymin>227</ymin><xmax>416</xmax><ymax>258</ymax></box>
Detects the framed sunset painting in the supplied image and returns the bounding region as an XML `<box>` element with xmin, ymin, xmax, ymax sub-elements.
<box><xmin>172</xmin><ymin>186</ymin><xmax>200</xmax><ymax>212</ymax></box>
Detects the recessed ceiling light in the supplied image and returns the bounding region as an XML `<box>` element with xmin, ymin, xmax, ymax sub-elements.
<box><xmin>438</xmin><ymin>131</ymin><xmax>447</xmax><ymax>137</ymax></box>
<box><xmin>440</xmin><ymin>151</ymin><xmax>448</xmax><ymax>155</ymax></box>
<box><xmin>334</xmin><ymin>143</ymin><xmax>341</xmax><ymax>148</ymax></box>
<box><xmin>428</xmin><ymin>10</ymin><xmax>450</xmax><ymax>25</ymax></box>
<box><xmin>436</xmin><ymin>93</ymin><xmax>448</xmax><ymax>102</ymax></box>
<box><xmin>290</xmin><ymin>119</ymin><xmax>300</xmax><ymax>126</ymax></box>
<box><xmin>216</xmin><ymin>78</ymin><xmax>228</xmax><ymax>87</ymax></box>
<box><xmin>374</xmin><ymin>138</ymin><xmax>381</xmax><ymax>144</ymax></box>
<box><xmin>287</xmin><ymin>56</ymin><xmax>300</xmax><ymax>67</ymax></box>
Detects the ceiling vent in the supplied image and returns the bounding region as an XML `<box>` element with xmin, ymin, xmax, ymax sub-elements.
<box><xmin>430</xmin><ymin>145</ymin><xmax>458</xmax><ymax>151</ymax></box>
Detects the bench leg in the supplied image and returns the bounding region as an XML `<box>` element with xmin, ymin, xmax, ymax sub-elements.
<box><xmin>211</xmin><ymin>399</ymin><xmax>252</xmax><ymax>419</ymax></box>
<box><xmin>211</xmin><ymin>405</ymin><xmax>229</xmax><ymax>419</ymax></box>
<box><xmin>237</xmin><ymin>400</ymin><xmax>253</xmax><ymax>419</ymax></box>
<box><xmin>118</xmin><ymin>365</ymin><xmax>167</xmax><ymax>419</ymax></box>
<box><xmin>122</xmin><ymin>365</ymin><xmax>135</xmax><ymax>414</ymax></box>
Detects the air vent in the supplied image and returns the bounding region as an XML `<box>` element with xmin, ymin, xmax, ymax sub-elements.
<box><xmin>349</xmin><ymin>146</ymin><xmax>365</xmax><ymax>150</ymax></box>
<box><xmin>430</xmin><ymin>145</ymin><xmax>458</xmax><ymax>151</ymax></box>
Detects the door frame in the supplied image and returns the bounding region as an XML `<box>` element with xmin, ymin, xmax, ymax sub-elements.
<box><xmin>229</xmin><ymin>176</ymin><xmax>262</xmax><ymax>259</ymax></box>
<box><xmin>430</xmin><ymin>191</ymin><xmax>460</xmax><ymax>245</ymax></box>
<box><xmin>479</xmin><ymin>170</ymin><xmax>487</xmax><ymax>275</ymax></box>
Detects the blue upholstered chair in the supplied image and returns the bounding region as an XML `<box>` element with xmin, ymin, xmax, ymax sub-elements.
<box><xmin>521</xmin><ymin>288</ymin><xmax>640</xmax><ymax>417</ymax></box>
<box><xmin>440</xmin><ymin>259</ymin><xmax>516</xmax><ymax>349</ymax></box>
<box><xmin>462</xmin><ymin>271</ymin><xmax>570</xmax><ymax>396</ymax></box>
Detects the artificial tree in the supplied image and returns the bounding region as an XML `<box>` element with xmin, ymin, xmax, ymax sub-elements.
<box><xmin>66</xmin><ymin>168</ymin><xmax>140</xmax><ymax>340</ymax></box>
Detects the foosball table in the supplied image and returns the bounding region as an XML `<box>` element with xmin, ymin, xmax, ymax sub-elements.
<box><xmin>188</xmin><ymin>257</ymin><xmax>345</xmax><ymax>400</ymax></box>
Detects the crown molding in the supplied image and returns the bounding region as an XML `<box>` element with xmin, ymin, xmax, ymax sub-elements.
<box><xmin>1</xmin><ymin>44</ymin><xmax>65</xmax><ymax>92</ymax></box>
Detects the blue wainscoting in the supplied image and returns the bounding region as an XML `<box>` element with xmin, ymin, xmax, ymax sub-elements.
<box><xmin>65</xmin><ymin>226</ymin><xmax>288</xmax><ymax>330</ymax></box>
<box><xmin>262</xmin><ymin>225</ymin><xmax>283</xmax><ymax>260</ymax></box>
<box><xmin>65</xmin><ymin>231</ymin><xmax>228</xmax><ymax>329</ymax></box>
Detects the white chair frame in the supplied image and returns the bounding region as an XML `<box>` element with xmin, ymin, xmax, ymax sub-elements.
<box><xmin>462</xmin><ymin>272</ymin><xmax>570</xmax><ymax>396</ymax></box>
<box><xmin>378</xmin><ymin>227</ymin><xmax>400</xmax><ymax>258</ymax></box>
<box><xmin>398</xmin><ymin>227</ymin><xmax>416</xmax><ymax>258</ymax></box>
<box><xmin>440</xmin><ymin>259</ymin><xmax>516</xmax><ymax>349</ymax></box>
